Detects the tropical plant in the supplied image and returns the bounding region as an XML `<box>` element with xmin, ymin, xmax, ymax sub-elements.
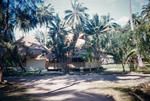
<box><xmin>122</xmin><ymin>10</ymin><xmax>150</xmax><ymax>70</ymax></box>
<box><xmin>36</xmin><ymin>3</ymin><xmax>54</xmax><ymax>26</ymax></box>
<box><xmin>64</xmin><ymin>0</ymin><xmax>89</xmax><ymax>28</ymax></box>
<box><xmin>64</xmin><ymin>0</ymin><xmax>89</xmax><ymax>58</ymax></box>
<box><xmin>35</xmin><ymin>30</ymin><xmax>47</xmax><ymax>46</ymax></box>
<box><xmin>84</xmin><ymin>14</ymin><xmax>120</xmax><ymax>62</ymax></box>
<box><xmin>0</xmin><ymin>0</ymin><xmax>53</xmax><ymax>82</ymax></box>
<box><xmin>47</xmin><ymin>14</ymin><xmax>70</xmax><ymax>73</ymax></box>
<box><xmin>142</xmin><ymin>0</ymin><xmax>150</xmax><ymax>21</ymax></box>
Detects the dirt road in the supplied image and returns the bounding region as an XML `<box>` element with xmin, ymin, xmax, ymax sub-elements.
<box><xmin>3</xmin><ymin>73</ymin><xmax>150</xmax><ymax>101</ymax></box>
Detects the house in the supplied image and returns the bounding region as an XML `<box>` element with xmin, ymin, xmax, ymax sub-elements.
<box><xmin>15</xmin><ymin>35</ymin><xmax>49</xmax><ymax>71</ymax></box>
<box><xmin>46</xmin><ymin>33</ymin><xmax>102</xmax><ymax>71</ymax></box>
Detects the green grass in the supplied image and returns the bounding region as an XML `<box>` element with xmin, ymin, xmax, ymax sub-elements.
<box><xmin>102</xmin><ymin>64</ymin><xmax>150</xmax><ymax>74</ymax></box>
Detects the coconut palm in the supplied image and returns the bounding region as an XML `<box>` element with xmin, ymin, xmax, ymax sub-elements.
<box><xmin>64</xmin><ymin>0</ymin><xmax>89</xmax><ymax>28</ymax></box>
<box><xmin>84</xmin><ymin>14</ymin><xmax>119</xmax><ymax>34</ymax></box>
<box><xmin>128</xmin><ymin>0</ymin><xmax>145</xmax><ymax>68</ymax></box>
<box><xmin>129</xmin><ymin>0</ymin><xmax>134</xmax><ymax>31</ymax></box>
<box><xmin>36</xmin><ymin>3</ymin><xmax>55</xmax><ymax>26</ymax></box>
<box><xmin>35</xmin><ymin>30</ymin><xmax>47</xmax><ymax>46</ymax></box>
<box><xmin>0</xmin><ymin>0</ymin><xmax>53</xmax><ymax>82</ymax></box>
<box><xmin>142</xmin><ymin>0</ymin><xmax>150</xmax><ymax>20</ymax></box>
<box><xmin>64</xmin><ymin>0</ymin><xmax>89</xmax><ymax>59</ymax></box>
<box><xmin>48</xmin><ymin>15</ymin><xmax>68</xmax><ymax>58</ymax></box>
<box><xmin>47</xmin><ymin>14</ymin><xmax>70</xmax><ymax>73</ymax></box>
<box><xmin>84</xmin><ymin>14</ymin><xmax>120</xmax><ymax>61</ymax></box>
<box><xmin>131</xmin><ymin>14</ymin><xmax>145</xmax><ymax>68</ymax></box>
<box><xmin>16</xmin><ymin>3</ymin><xmax>54</xmax><ymax>32</ymax></box>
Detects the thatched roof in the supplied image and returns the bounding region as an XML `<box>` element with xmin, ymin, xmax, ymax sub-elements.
<box><xmin>65</xmin><ymin>33</ymin><xmax>85</xmax><ymax>49</ymax></box>
<box><xmin>15</xmin><ymin>35</ymin><xmax>49</xmax><ymax>59</ymax></box>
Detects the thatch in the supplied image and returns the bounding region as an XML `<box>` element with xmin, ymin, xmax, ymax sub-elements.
<box><xmin>65</xmin><ymin>33</ymin><xmax>86</xmax><ymax>49</ymax></box>
<box><xmin>15</xmin><ymin>35</ymin><xmax>48</xmax><ymax>59</ymax></box>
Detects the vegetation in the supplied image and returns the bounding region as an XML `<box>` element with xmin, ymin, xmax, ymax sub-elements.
<box><xmin>0</xmin><ymin>1</ymin><xmax>150</xmax><ymax>101</ymax></box>
<box><xmin>0</xmin><ymin>0</ymin><xmax>150</xmax><ymax>82</ymax></box>
<box><xmin>0</xmin><ymin>0</ymin><xmax>53</xmax><ymax>82</ymax></box>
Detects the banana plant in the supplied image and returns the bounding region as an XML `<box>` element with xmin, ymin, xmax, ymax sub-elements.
<box><xmin>84</xmin><ymin>14</ymin><xmax>120</xmax><ymax>61</ymax></box>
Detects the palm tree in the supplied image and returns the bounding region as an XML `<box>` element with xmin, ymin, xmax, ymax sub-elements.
<box><xmin>64</xmin><ymin>0</ymin><xmax>89</xmax><ymax>28</ymax></box>
<box><xmin>47</xmin><ymin>14</ymin><xmax>69</xmax><ymax>73</ymax></box>
<box><xmin>128</xmin><ymin>0</ymin><xmax>145</xmax><ymax>68</ymax></box>
<box><xmin>64</xmin><ymin>0</ymin><xmax>89</xmax><ymax>60</ymax></box>
<box><xmin>0</xmin><ymin>0</ymin><xmax>52</xmax><ymax>82</ymax></box>
<box><xmin>16</xmin><ymin>3</ymin><xmax>54</xmax><ymax>32</ymax></box>
<box><xmin>142</xmin><ymin>0</ymin><xmax>150</xmax><ymax>20</ymax></box>
<box><xmin>84</xmin><ymin>14</ymin><xmax>119</xmax><ymax>34</ymax></box>
<box><xmin>48</xmin><ymin>14</ymin><xmax>68</xmax><ymax>49</ymax></box>
<box><xmin>35</xmin><ymin>30</ymin><xmax>47</xmax><ymax>46</ymax></box>
<box><xmin>36</xmin><ymin>3</ymin><xmax>55</xmax><ymax>26</ymax></box>
<box><xmin>84</xmin><ymin>14</ymin><xmax>120</xmax><ymax>61</ymax></box>
<box><xmin>129</xmin><ymin>0</ymin><xmax>134</xmax><ymax>31</ymax></box>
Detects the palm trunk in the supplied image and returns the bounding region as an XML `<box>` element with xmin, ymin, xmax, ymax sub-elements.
<box><xmin>136</xmin><ymin>38</ymin><xmax>144</xmax><ymax>68</ymax></box>
<box><xmin>121</xmin><ymin>61</ymin><xmax>125</xmax><ymax>72</ymax></box>
<box><xmin>129</xmin><ymin>0</ymin><xmax>134</xmax><ymax>31</ymax></box>
<box><xmin>129</xmin><ymin>0</ymin><xmax>144</xmax><ymax>68</ymax></box>
<box><xmin>137</xmin><ymin>53</ymin><xmax>144</xmax><ymax>67</ymax></box>
<box><xmin>71</xmin><ymin>31</ymin><xmax>79</xmax><ymax>54</ymax></box>
<box><xmin>0</xmin><ymin>1</ymin><xmax>2</xmax><ymax>26</ymax></box>
<box><xmin>94</xmin><ymin>33</ymin><xmax>100</xmax><ymax>61</ymax></box>
<box><xmin>0</xmin><ymin>66</ymin><xmax>3</xmax><ymax>83</ymax></box>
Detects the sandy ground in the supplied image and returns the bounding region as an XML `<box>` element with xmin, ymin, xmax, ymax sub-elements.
<box><xmin>5</xmin><ymin>72</ymin><xmax>150</xmax><ymax>101</ymax></box>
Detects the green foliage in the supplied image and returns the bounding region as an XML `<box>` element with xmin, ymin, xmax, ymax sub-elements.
<box><xmin>64</xmin><ymin>0</ymin><xmax>89</xmax><ymax>28</ymax></box>
<box><xmin>0</xmin><ymin>0</ymin><xmax>150</xmax><ymax>74</ymax></box>
<box><xmin>0</xmin><ymin>0</ymin><xmax>53</xmax><ymax>74</ymax></box>
<box><xmin>47</xmin><ymin>14</ymin><xmax>69</xmax><ymax>60</ymax></box>
<box><xmin>142</xmin><ymin>0</ymin><xmax>150</xmax><ymax>20</ymax></box>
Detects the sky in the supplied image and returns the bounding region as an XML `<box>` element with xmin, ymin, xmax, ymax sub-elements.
<box><xmin>45</xmin><ymin>0</ymin><xmax>147</xmax><ymax>25</ymax></box>
<box><xmin>15</xmin><ymin>0</ymin><xmax>148</xmax><ymax>39</ymax></box>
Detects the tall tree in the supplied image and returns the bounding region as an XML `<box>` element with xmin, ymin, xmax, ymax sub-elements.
<box><xmin>64</xmin><ymin>0</ymin><xmax>88</xmax><ymax>28</ymax></box>
<box><xmin>142</xmin><ymin>0</ymin><xmax>150</xmax><ymax>21</ymax></box>
<box><xmin>64</xmin><ymin>0</ymin><xmax>89</xmax><ymax>57</ymax></box>
<box><xmin>84</xmin><ymin>14</ymin><xmax>120</xmax><ymax>61</ymax></box>
<box><xmin>0</xmin><ymin>0</ymin><xmax>53</xmax><ymax>82</ymax></box>
<box><xmin>47</xmin><ymin>14</ymin><xmax>69</xmax><ymax>73</ymax></box>
<box><xmin>129</xmin><ymin>0</ymin><xmax>134</xmax><ymax>31</ymax></box>
<box><xmin>128</xmin><ymin>0</ymin><xmax>145</xmax><ymax>68</ymax></box>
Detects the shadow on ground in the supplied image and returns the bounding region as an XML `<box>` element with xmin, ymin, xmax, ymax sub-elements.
<box><xmin>0</xmin><ymin>83</ymin><xmax>114</xmax><ymax>101</ymax></box>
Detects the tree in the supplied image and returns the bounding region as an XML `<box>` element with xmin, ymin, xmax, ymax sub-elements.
<box><xmin>84</xmin><ymin>14</ymin><xmax>120</xmax><ymax>61</ymax></box>
<box><xmin>64</xmin><ymin>0</ymin><xmax>89</xmax><ymax>56</ymax></box>
<box><xmin>121</xmin><ymin>10</ymin><xmax>150</xmax><ymax>71</ymax></box>
<box><xmin>47</xmin><ymin>14</ymin><xmax>69</xmax><ymax>73</ymax></box>
<box><xmin>64</xmin><ymin>0</ymin><xmax>88</xmax><ymax>28</ymax></box>
<box><xmin>36</xmin><ymin>3</ymin><xmax>54</xmax><ymax>26</ymax></box>
<box><xmin>128</xmin><ymin>0</ymin><xmax>150</xmax><ymax>68</ymax></box>
<box><xmin>0</xmin><ymin>0</ymin><xmax>53</xmax><ymax>82</ymax></box>
<box><xmin>35</xmin><ymin>30</ymin><xmax>48</xmax><ymax>46</ymax></box>
<box><xmin>142</xmin><ymin>0</ymin><xmax>150</xmax><ymax>20</ymax></box>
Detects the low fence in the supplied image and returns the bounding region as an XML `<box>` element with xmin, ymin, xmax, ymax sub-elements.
<box><xmin>46</xmin><ymin>62</ymin><xmax>101</xmax><ymax>70</ymax></box>
<box><xmin>25</xmin><ymin>59</ymin><xmax>102</xmax><ymax>71</ymax></box>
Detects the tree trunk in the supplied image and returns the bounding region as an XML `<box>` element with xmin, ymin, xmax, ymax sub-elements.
<box><xmin>63</xmin><ymin>53</ymin><xmax>70</xmax><ymax>74</ymax></box>
<box><xmin>0</xmin><ymin>66</ymin><xmax>3</xmax><ymax>83</ymax></box>
<box><xmin>137</xmin><ymin>54</ymin><xmax>144</xmax><ymax>67</ymax></box>
<box><xmin>121</xmin><ymin>62</ymin><xmax>125</xmax><ymax>72</ymax></box>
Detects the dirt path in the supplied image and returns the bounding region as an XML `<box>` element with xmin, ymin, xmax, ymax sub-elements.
<box><xmin>3</xmin><ymin>73</ymin><xmax>150</xmax><ymax>101</ymax></box>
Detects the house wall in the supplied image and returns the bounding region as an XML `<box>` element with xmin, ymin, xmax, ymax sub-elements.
<box><xmin>26</xmin><ymin>59</ymin><xmax>46</xmax><ymax>71</ymax></box>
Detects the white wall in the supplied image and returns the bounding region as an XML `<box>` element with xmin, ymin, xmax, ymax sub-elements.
<box><xmin>26</xmin><ymin>59</ymin><xmax>46</xmax><ymax>71</ymax></box>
